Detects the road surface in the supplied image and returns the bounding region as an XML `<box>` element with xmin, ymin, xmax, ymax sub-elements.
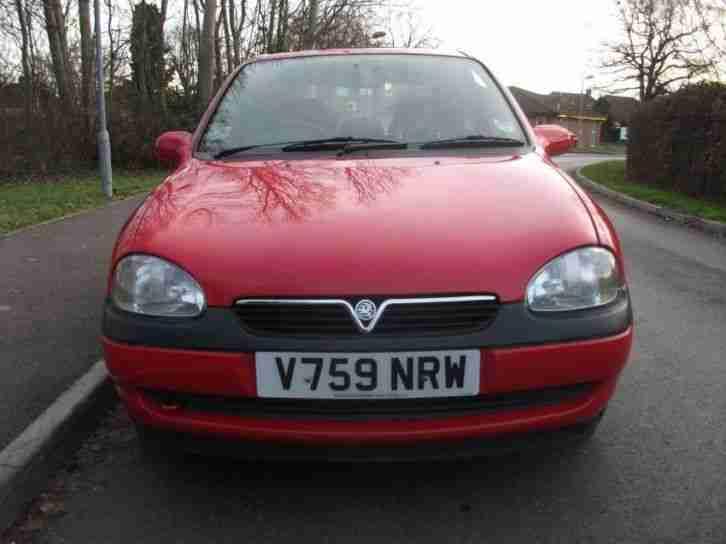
<box><xmin>0</xmin><ymin>196</ymin><xmax>146</xmax><ymax>450</ymax></box>
<box><xmin>5</xmin><ymin>153</ymin><xmax>726</xmax><ymax>543</ymax></box>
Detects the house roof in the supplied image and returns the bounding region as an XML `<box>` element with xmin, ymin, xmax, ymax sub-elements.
<box><xmin>548</xmin><ymin>91</ymin><xmax>597</xmax><ymax>116</ymax></box>
<box><xmin>508</xmin><ymin>86</ymin><xmax>556</xmax><ymax>117</ymax></box>
<box><xmin>509</xmin><ymin>86</ymin><xmax>607</xmax><ymax>122</ymax></box>
<box><xmin>602</xmin><ymin>94</ymin><xmax>640</xmax><ymax>124</ymax></box>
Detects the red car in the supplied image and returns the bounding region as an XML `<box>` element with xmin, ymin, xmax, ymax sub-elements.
<box><xmin>103</xmin><ymin>49</ymin><xmax>633</xmax><ymax>460</ymax></box>
<box><xmin>533</xmin><ymin>124</ymin><xmax>578</xmax><ymax>154</ymax></box>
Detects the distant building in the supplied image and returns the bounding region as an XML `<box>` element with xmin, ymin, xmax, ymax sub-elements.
<box><xmin>508</xmin><ymin>86</ymin><xmax>557</xmax><ymax>127</ymax></box>
<box><xmin>509</xmin><ymin>86</ymin><xmax>608</xmax><ymax>147</ymax></box>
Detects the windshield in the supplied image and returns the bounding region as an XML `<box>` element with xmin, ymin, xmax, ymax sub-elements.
<box><xmin>198</xmin><ymin>54</ymin><xmax>527</xmax><ymax>156</ymax></box>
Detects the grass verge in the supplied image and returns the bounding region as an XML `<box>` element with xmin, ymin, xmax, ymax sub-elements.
<box><xmin>0</xmin><ymin>170</ymin><xmax>166</xmax><ymax>235</ymax></box>
<box><xmin>580</xmin><ymin>160</ymin><xmax>726</xmax><ymax>224</ymax></box>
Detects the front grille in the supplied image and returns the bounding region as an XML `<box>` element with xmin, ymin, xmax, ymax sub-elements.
<box><xmin>235</xmin><ymin>303</ymin><xmax>358</xmax><ymax>335</ymax></box>
<box><xmin>373</xmin><ymin>301</ymin><xmax>495</xmax><ymax>334</ymax></box>
<box><xmin>234</xmin><ymin>296</ymin><xmax>499</xmax><ymax>337</ymax></box>
<box><xmin>145</xmin><ymin>383</ymin><xmax>595</xmax><ymax>421</ymax></box>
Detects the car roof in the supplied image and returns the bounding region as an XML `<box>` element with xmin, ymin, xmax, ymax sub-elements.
<box><xmin>252</xmin><ymin>48</ymin><xmax>469</xmax><ymax>62</ymax></box>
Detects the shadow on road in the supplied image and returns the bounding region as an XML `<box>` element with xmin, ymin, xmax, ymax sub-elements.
<box><xmin>6</xmin><ymin>405</ymin><xmax>619</xmax><ymax>543</ymax></box>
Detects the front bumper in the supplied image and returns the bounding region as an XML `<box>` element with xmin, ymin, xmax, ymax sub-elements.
<box><xmin>103</xmin><ymin>323</ymin><xmax>633</xmax><ymax>446</ymax></box>
<box><xmin>102</xmin><ymin>292</ymin><xmax>632</xmax><ymax>352</ymax></box>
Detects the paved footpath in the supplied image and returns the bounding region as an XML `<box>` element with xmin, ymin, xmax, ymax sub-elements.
<box><xmin>0</xmin><ymin>195</ymin><xmax>146</xmax><ymax>450</ymax></box>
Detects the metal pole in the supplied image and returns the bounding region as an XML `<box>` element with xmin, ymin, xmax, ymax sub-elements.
<box><xmin>579</xmin><ymin>73</ymin><xmax>585</xmax><ymax>147</ymax></box>
<box><xmin>94</xmin><ymin>0</ymin><xmax>112</xmax><ymax>198</ymax></box>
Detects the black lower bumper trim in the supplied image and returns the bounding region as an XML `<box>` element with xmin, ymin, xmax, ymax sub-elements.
<box><xmin>103</xmin><ymin>291</ymin><xmax>631</xmax><ymax>352</ymax></box>
<box><xmin>138</xmin><ymin>414</ymin><xmax>604</xmax><ymax>462</ymax></box>
<box><xmin>143</xmin><ymin>382</ymin><xmax>596</xmax><ymax>421</ymax></box>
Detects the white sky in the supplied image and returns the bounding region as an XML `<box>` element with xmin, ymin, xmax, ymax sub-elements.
<box><xmin>415</xmin><ymin>0</ymin><xmax>622</xmax><ymax>95</ymax></box>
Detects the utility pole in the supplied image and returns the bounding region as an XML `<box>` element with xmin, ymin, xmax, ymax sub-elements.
<box><xmin>95</xmin><ymin>0</ymin><xmax>112</xmax><ymax>198</ymax></box>
<box><xmin>579</xmin><ymin>73</ymin><xmax>594</xmax><ymax>148</ymax></box>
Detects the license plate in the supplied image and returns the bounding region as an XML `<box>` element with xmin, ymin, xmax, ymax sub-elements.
<box><xmin>256</xmin><ymin>350</ymin><xmax>480</xmax><ymax>399</ymax></box>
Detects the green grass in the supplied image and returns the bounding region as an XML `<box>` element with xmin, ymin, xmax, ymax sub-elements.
<box><xmin>581</xmin><ymin>160</ymin><xmax>726</xmax><ymax>224</ymax></box>
<box><xmin>0</xmin><ymin>170</ymin><xmax>167</xmax><ymax>235</ymax></box>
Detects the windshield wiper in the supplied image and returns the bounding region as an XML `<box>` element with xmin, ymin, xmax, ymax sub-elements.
<box><xmin>214</xmin><ymin>144</ymin><xmax>279</xmax><ymax>159</ymax></box>
<box><xmin>213</xmin><ymin>137</ymin><xmax>405</xmax><ymax>159</ymax></box>
<box><xmin>419</xmin><ymin>135</ymin><xmax>526</xmax><ymax>150</ymax></box>
<box><xmin>282</xmin><ymin>137</ymin><xmax>401</xmax><ymax>152</ymax></box>
<box><xmin>337</xmin><ymin>141</ymin><xmax>408</xmax><ymax>156</ymax></box>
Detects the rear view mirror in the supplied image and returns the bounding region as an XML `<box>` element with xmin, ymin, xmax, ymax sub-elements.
<box><xmin>533</xmin><ymin>125</ymin><xmax>578</xmax><ymax>157</ymax></box>
<box><xmin>155</xmin><ymin>131</ymin><xmax>193</xmax><ymax>169</ymax></box>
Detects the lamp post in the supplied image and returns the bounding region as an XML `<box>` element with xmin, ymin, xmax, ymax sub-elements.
<box><xmin>579</xmin><ymin>74</ymin><xmax>594</xmax><ymax>147</ymax></box>
<box><xmin>95</xmin><ymin>0</ymin><xmax>112</xmax><ymax>198</ymax></box>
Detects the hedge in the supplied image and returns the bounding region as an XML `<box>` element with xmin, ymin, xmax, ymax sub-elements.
<box><xmin>627</xmin><ymin>82</ymin><xmax>726</xmax><ymax>201</ymax></box>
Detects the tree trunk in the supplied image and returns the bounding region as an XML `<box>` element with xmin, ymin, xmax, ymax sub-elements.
<box><xmin>136</xmin><ymin>3</ymin><xmax>150</xmax><ymax>109</ymax></box>
<box><xmin>267</xmin><ymin>0</ymin><xmax>276</xmax><ymax>53</ymax></box>
<box><xmin>229</xmin><ymin>0</ymin><xmax>245</xmax><ymax>66</ymax></box>
<box><xmin>159</xmin><ymin>0</ymin><xmax>169</xmax><ymax>117</ymax></box>
<box><xmin>42</xmin><ymin>0</ymin><xmax>72</xmax><ymax>106</ymax></box>
<box><xmin>303</xmin><ymin>0</ymin><xmax>318</xmax><ymax>49</ymax></box>
<box><xmin>221</xmin><ymin>0</ymin><xmax>233</xmax><ymax>73</ymax></box>
<box><xmin>78</xmin><ymin>0</ymin><xmax>93</xmax><ymax>134</ymax></box>
<box><xmin>27</xmin><ymin>1</ymin><xmax>38</xmax><ymax>82</ymax></box>
<box><xmin>14</xmin><ymin>0</ymin><xmax>32</xmax><ymax>127</ymax></box>
<box><xmin>198</xmin><ymin>0</ymin><xmax>217</xmax><ymax>110</ymax></box>
<box><xmin>214</xmin><ymin>11</ymin><xmax>223</xmax><ymax>87</ymax></box>
<box><xmin>105</xmin><ymin>0</ymin><xmax>114</xmax><ymax>117</ymax></box>
<box><xmin>179</xmin><ymin>0</ymin><xmax>191</xmax><ymax>98</ymax></box>
<box><xmin>276</xmin><ymin>0</ymin><xmax>288</xmax><ymax>52</ymax></box>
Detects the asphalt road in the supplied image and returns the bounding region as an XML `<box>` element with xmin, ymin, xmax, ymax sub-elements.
<box><xmin>5</xmin><ymin>153</ymin><xmax>726</xmax><ymax>543</ymax></box>
<box><xmin>0</xmin><ymin>196</ymin><xmax>147</xmax><ymax>450</ymax></box>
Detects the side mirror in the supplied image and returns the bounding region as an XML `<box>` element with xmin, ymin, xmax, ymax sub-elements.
<box><xmin>533</xmin><ymin>125</ymin><xmax>578</xmax><ymax>157</ymax></box>
<box><xmin>155</xmin><ymin>131</ymin><xmax>193</xmax><ymax>169</ymax></box>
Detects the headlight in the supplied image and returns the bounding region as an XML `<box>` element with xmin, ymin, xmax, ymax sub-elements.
<box><xmin>111</xmin><ymin>255</ymin><xmax>206</xmax><ymax>317</ymax></box>
<box><xmin>526</xmin><ymin>247</ymin><xmax>622</xmax><ymax>312</ymax></box>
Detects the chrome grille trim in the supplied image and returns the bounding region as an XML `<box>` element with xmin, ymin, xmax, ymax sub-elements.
<box><xmin>234</xmin><ymin>295</ymin><xmax>497</xmax><ymax>334</ymax></box>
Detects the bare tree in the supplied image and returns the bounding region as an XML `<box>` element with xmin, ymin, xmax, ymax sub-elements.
<box><xmin>602</xmin><ymin>0</ymin><xmax>718</xmax><ymax>101</ymax></box>
<box><xmin>220</xmin><ymin>0</ymin><xmax>232</xmax><ymax>72</ymax></box>
<box><xmin>302</xmin><ymin>0</ymin><xmax>317</xmax><ymax>48</ymax></box>
<box><xmin>690</xmin><ymin>0</ymin><xmax>726</xmax><ymax>73</ymax></box>
<box><xmin>171</xmin><ymin>0</ymin><xmax>199</xmax><ymax>100</ymax></box>
<box><xmin>228</xmin><ymin>0</ymin><xmax>245</xmax><ymax>65</ymax></box>
<box><xmin>198</xmin><ymin>0</ymin><xmax>216</xmax><ymax>108</ymax></box>
<box><xmin>13</xmin><ymin>0</ymin><xmax>33</xmax><ymax>124</ymax></box>
<box><xmin>214</xmin><ymin>2</ymin><xmax>223</xmax><ymax>85</ymax></box>
<box><xmin>275</xmin><ymin>0</ymin><xmax>288</xmax><ymax>52</ymax></box>
<box><xmin>78</xmin><ymin>0</ymin><xmax>92</xmax><ymax>130</ymax></box>
<box><xmin>383</xmin><ymin>3</ymin><xmax>438</xmax><ymax>49</ymax></box>
<box><xmin>103</xmin><ymin>0</ymin><xmax>131</xmax><ymax>112</ymax></box>
<box><xmin>159</xmin><ymin>0</ymin><xmax>169</xmax><ymax>115</ymax></box>
<box><xmin>42</xmin><ymin>0</ymin><xmax>72</xmax><ymax>104</ymax></box>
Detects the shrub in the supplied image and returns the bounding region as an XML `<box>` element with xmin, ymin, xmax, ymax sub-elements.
<box><xmin>0</xmin><ymin>88</ymin><xmax>198</xmax><ymax>177</ymax></box>
<box><xmin>627</xmin><ymin>82</ymin><xmax>726</xmax><ymax>201</ymax></box>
